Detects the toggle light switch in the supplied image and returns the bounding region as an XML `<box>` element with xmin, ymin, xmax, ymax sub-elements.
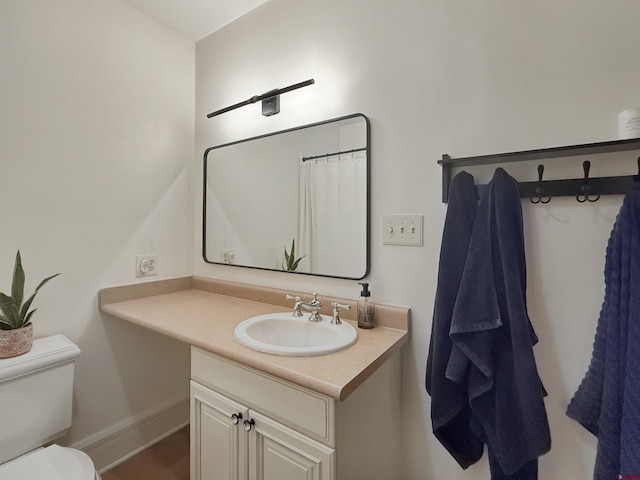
<box><xmin>382</xmin><ymin>215</ymin><xmax>423</xmax><ymax>246</ymax></box>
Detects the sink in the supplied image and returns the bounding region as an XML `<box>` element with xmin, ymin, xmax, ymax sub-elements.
<box><xmin>234</xmin><ymin>313</ymin><xmax>358</xmax><ymax>356</ymax></box>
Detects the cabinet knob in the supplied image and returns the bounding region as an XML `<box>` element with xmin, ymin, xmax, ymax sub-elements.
<box><xmin>231</xmin><ymin>413</ymin><xmax>243</xmax><ymax>425</ymax></box>
<box><xmin>243</xmin><ymin>419</ymin><xmax>255</xmax><ymax>432</ymax></box>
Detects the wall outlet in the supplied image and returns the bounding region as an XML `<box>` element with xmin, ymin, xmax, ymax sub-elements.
<box><xmin>136</xmin><ymin>254</ymin><xmax>158</xmax><ymax>277</ymax></box>
<box><xmin>220</xmin><ymin>249</ymin><xmax>235</xmax><ymax>264</ymax></box>
<box><xmin>383</xmin><ymin>214</ymin><xmax>423</xmax><ymax>246</ymax></box>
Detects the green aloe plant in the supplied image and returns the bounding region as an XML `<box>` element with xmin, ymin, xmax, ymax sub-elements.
<box><xmin>282</xmin><ymin>239</ymin><xmax>305</xmax><ymax>272</ymax></box>
<box><xmin>0</xmin><ymin>251</ymin><xmax>60</xmax><ymax>330</ymax></box>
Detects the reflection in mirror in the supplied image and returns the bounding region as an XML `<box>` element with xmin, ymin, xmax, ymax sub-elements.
<box><xmin>203</xmin><ymin>113</ymin><xmax>369</xmax><ymax>279</ymax></box>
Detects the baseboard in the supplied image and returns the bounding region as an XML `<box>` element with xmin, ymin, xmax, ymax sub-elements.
<box><xmin>73</xmin><ymin>396</ymin><xmax>190</xmax><ymax>473</ymax></box>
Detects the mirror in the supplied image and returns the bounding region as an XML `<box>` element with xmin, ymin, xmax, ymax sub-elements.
<box><xmin>203</xmin><ymin>113</ymin><xmax>370</xmax><ymax>279</ymax></box>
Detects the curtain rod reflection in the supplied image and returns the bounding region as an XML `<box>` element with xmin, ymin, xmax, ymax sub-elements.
<box><xmin>302</xmin><ymin>147</ymin><xmax>367</xmax><ymax>162</ymax></box>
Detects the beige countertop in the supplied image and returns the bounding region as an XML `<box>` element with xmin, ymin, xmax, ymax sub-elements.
<box><xmin>99</xmin><ymin>276</ymin><xmax>410</xmax><ymax>401</ymax></box>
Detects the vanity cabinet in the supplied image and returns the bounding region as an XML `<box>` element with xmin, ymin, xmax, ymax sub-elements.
<box><xmin>98</xmin><ymin>278</ymin><xmax>409</xmax><ymax>479</ymax></box>
<box><xmin>191</xmin><ymin>381</ymin><xmax>333</xmax><ymax>480</ymax></box>
<box><xmin>190</xmin><ymin>347</ymin><xmax>402</xmax><ymax>480</ymax></box>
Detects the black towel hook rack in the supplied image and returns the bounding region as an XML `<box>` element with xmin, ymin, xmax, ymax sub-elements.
<box><xmin>438</xmin><ymin>138</ymin><xmax>640</xmax><ymax>203</ymax></box>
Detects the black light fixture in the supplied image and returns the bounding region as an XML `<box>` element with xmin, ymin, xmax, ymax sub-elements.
<box><xmin>206</xmin><ymin>79</ymin><xmax>315</xmax><ymax>118</ymax></box>
<box><xmin>261</xmin><ymin>90</ymin><xmax>280</xmax><ymax>117</ymax></box>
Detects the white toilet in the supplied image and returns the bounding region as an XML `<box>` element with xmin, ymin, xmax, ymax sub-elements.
<box><xmin>0</xmin><ymin>334</ymin><xmax>101</xmax><ymax>479</ymax></box>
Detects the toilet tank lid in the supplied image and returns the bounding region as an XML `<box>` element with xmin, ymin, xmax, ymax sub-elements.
<box><xmin>0</xmin><ymin>335</ymin><xmax>80</xmax><ymax>383</ymax></box>
<box><xmin>0</xmin><ymin>445</ymin><xmax>95</xmax><ymax>480</ymax></box>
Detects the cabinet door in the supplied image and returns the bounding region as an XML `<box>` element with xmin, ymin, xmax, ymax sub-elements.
<box><xmin>191</xmin><ymin>381</ymin><xmax>249</xmax><ymax>480</ymax></box>
<box><xmin>248</xmin><ymin>410</ymin><xmax>335</xmax><ymax>480</ymax></box>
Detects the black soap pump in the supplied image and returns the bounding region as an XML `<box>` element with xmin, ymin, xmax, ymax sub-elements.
<box><xmin>357</xmin><ymin>282</ymin><xmax>375</xmax><ymax>329</ymax></box>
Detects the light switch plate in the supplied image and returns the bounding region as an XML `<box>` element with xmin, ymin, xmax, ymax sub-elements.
<box><xmin>383</xmin><ymin>214</ymin><xmax>423</xmax><ymax>246</ymax></box>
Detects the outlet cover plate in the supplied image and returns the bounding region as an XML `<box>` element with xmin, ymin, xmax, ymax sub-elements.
<box><xmin>136</xmin><ymin>254</ymin><xmax>158</xmax><ymax>277</ymax></box>
<box><xmin>220</xmin><ymin>249</ymin><xmax>235</xmax><ymax>264</ymax></box>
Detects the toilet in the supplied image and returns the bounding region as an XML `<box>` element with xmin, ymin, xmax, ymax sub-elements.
<box><xmin>0</xmin><ymin>334</ymin><xmax>101</xmax><ymax>479</ymax></box>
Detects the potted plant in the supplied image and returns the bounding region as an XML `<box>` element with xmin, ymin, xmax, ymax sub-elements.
<box><xmin>282</xmin><ymin>239</ymin><xmax>305</xmax><ymax>272</ymax></box>
<box><xmin>0</xmin><ymin>251</ymin><xmax>60</xmax><ymax>358</ymax></box>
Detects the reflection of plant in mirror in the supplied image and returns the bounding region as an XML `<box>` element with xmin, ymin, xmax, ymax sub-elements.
<box><xmin>282</xmin><ymin>239</ymin><xmax>305</xmax><ymax>272</ymax></box>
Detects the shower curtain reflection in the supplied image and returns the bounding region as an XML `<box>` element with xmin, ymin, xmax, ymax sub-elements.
<box><xmin>298</xmin><ymin>151</ymin><xmax>367</xmax><ymax>275</ymax></box>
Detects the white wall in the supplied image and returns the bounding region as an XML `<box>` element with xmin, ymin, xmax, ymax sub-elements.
<box><xmin>1</xmin><ymin>0</ymin><xmax>194</xmax><ymax>450</ymax></box>
<box><xmin>195</xmin><ymin>1</ymin><xmax>640</xmax><ymax>478</ymax></box>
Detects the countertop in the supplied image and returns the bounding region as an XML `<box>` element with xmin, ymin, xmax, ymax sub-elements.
<box><xmin>99</xmin><ymin>276</ymin><xmax>410</xmax><ymax>401</ymax></box>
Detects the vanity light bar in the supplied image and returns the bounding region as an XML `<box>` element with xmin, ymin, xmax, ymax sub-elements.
<box><xmin>206</xmin><ymin>79</ymin><xmax>315</xmax><ymax>118</ymax></box>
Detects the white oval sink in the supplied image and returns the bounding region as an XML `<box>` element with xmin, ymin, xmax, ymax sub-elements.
<box><xmin>234</xmin><ymin>313</ymin><xmax>358</xmax><ymax>356</ymax></box>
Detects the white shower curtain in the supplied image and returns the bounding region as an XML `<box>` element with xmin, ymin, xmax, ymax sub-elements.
<box><xmin>298</xmin><ymin>151</ymin><xmax>366</xmax><ymax>276</ymax></box>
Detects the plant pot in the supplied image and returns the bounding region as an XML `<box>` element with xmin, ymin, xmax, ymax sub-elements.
<box><xmin>0</xmin><ymin>323</ymin><xmax>34</xmax><ymax>359</ymax></box>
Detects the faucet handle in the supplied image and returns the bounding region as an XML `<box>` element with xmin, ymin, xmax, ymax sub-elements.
<box><xmin>285</xmin><ymin>294</ymin><xmax>303</xmax><ymax>317</ymax></box>
<box><xmin>330</xmin><ymin>302</ymin><xmax>351</xmax><ymax>325</ymax></box>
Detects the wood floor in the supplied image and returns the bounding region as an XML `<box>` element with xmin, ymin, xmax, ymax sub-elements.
<box><xmin>101</xmin><ymin>426</ymin><xmax>190</xmax><ymax>480</ymax></box>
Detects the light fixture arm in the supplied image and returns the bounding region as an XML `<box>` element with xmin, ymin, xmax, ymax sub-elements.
<box><xmin>206</xmin><ymin>78</ymin><xmax>315</xmax><ymax>118</ymax></box>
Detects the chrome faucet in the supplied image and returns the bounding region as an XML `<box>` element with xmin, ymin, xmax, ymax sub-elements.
<box><xmin>300</xmin><ymin>293</ymin><xmax>323</xmax><ymax>322</ymax></box>
<box><xmin>286</xmin><ymin>293</ymin><xmax>322</xmax><ymax>321</ymax></box>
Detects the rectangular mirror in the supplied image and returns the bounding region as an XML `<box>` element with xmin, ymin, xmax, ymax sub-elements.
<box><xmin>203</xmin><ymin>113</ymin><xmax>370</xmax><ymax>279</ymax></box>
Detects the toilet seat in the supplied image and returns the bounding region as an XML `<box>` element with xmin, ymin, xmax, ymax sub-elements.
<box><xmin>0</xmin><ymin>444</ymin><xmax>98</xmax><ymax>480</ymax></box>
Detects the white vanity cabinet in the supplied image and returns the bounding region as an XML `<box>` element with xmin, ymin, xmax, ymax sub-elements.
<box><xmin>191</xmin><ymin>381</ymin><xmax>333</xmax><ymax>480</ymax></box>
<box><xmin>190</xmin><ymin>347</ymin><xmax>402</xmax><ymax>480</ymax></box>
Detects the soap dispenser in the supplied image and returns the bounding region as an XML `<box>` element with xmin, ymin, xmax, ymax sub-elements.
<box><xmin>357</xmin><ymin>282</ymin><xmax>375</xmax><ymax>329</ymax></box>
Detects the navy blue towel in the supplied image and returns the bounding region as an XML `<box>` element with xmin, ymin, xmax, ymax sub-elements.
<box><xmin>446</xmin><ymin>168</ymin><xmax>550</xmax><ymax>479</ymax></box>
<box><xmin>426</xmin><ymin>171</ymin><xmax>483</xmax><ymax>468</ymax></box>
<box><xmin>567</xmin><ymin>190</ymin><xmax>640</xmax><ymax>479</ymax></box>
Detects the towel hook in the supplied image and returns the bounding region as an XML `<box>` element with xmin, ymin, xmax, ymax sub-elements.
<box><xmin>530</xmin><ymin>165</ymin><xmax>551</xmax><ymax>204</ymax></box>
<box><xmin>576</xmin><ymin>160</ymin><xmax>600</xmax><ymax>203</ymax></box>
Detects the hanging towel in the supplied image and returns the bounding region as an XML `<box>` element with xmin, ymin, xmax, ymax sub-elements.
<box><xmin>447</xmin><ymin>168</ymin><xmax>550</xmax><ymax>479</ymax></box>
<box><xmin>426</xmin><ymin>170</ymin><xmax>483</xmax><ymax>468</ymax></box>
<box><xmin>566</xmin><ymin>190</ymin><xmax>640</xmax><ymax>479</ymax></box>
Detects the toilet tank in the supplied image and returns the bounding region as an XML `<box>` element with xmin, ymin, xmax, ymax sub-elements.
<box><xmin>0</xmin><ymin>335</ymin><xmax>81</xmax><ymax>465</ymax></box>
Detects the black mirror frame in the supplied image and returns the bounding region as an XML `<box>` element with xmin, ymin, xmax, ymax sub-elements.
<box><xmin>202</xmin><ymin>113</ymin><xmax>370</xmax><ymax>280</ymax></box>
